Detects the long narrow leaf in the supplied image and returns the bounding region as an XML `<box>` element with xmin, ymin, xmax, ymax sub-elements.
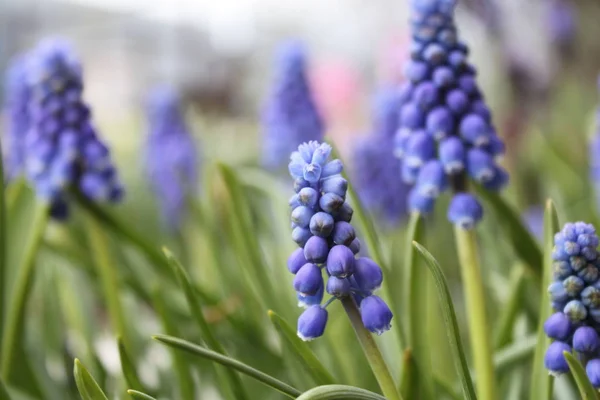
<box><xmin>563</xmin><ymin>352</ymin><xmax>599</xmax><ymax>399</ymax></box>
<box><xmin>412</xmin><ymin>241</ymin><xmax>477</xmax><ymax>400</ymax></box>
<box><xmin>127</xmin><ymin>390</ymin><xmax>157</xmax><ymax>400</ymax></box>
<box><xmin>405</xmin><ymin>212</ymin><xmax>434</xmax><ymax>399</ymax></box>
<box><xmin>152</xmin><ymin>334</ymin><xmax>302</xmax><ymax>398</ymax></box>
<box><xmin>296</xmin><ymin>385</ymin><xmax>386</xmax><ymax>400</ymax></box>
<box><xmin>73</xmin><ymin>359</ymin><xmax>108</xmax><ymax>400</ymax></box>
<box><xmin>268</xmin><ymin>310</ymin><xmax>335</xmax><ymax>385</ymax></box>
<box><xmin>0</xmin><ymin>376</ymin><xmax>12</xmax><ymax>400</ymax></box>
<box><xmin>117</xmin><ymin>337</ymin><xmax>144</xmax><ymax>392</ymax></box>
<box><xmin>494</xmin><ymin>334</ymin><xmax>536</xmax><ymax>374</ymax></box>
<box><xmin>476</xmin><ymin>187</ymin><xmax>542</xmax><ymax>279</ymax></box>
<box><xmin>529</xmin><ymin>199</ymin><xmax>559</xmax><ymax>400</ymax></box>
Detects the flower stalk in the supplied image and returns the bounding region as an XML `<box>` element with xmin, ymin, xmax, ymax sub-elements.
<box><xmin>341</xmin><ymin>296</ymin><xmax>403</xmax><ymax>400</ymax></box>
<box><xmin>454</xmin><ymin>226</ymin><xmax>497</xmax><ymax>400</ymax></box>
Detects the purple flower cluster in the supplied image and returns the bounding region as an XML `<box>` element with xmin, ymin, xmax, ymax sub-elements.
<box><xmin>3</xmin><ymin>56</ymin><xmax>30</xmax><ymax>180</ymax></box>
<box><xmin>394</xmin><ymin>0</ymin><xmax>508</xmax><ymax>228</ymax></box>
<box><xmin>24</xmin><ymin>40</ymin><xmax>123</xmax><ymax>219</ymax></box>
<box><xmin>287</xmin><ymin>141</ymin><xmax>393</xmax><ymax>340</ymax></box>
<box><xmin>352</xmin><ymin>87</ymin><xmax>410</xmax><ymax>226</ymax></box>
<box><xmin>262</xmin><ymin>41</ymin><xmax>324</xmax><ymax>170</ymax></box>
<box><xmin>144</xmin><ymin>86</ymin><xmax>198</xmax><ymax>230</ymax></box>
<box><xmin>544</xmin><ymin>222</ymin><xmax>600</xmax><ymax>386</ymax></box>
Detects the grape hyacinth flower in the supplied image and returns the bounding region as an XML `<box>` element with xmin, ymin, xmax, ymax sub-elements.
<box><xmin>262</xmin><ymin>41</ymin><xmax>324</xmax><ymax>170</ymax></box>
<box><xmin>543</xmin><ymin>222</ymin><xmax>600</xmax><ymax>385</ymax></box>
<box><xmin>352</xmin><ymin>87</ymin><xmax>411</xmax><ymax>226</ymax></box>
<box><xmin>287</xmin><ymin>141</ymin><xmax>393</xmax><ymax>340</ymax></box>
<box><xmin>3</xmin><ymin>55</ymin><xmax>30</xmax><ymax>180</ymax></box>
<box><xmin>24</xmin><ymin>40</ymin><xmax>123</xmax><ymax>219</ymax></box>
<box><xmin>144</xmin><ymin>86</ymin><xmax>198</xmax><ymax>231</ymax></box>
<box><xmin>394</xmin><ymin>0</ymin><xmax>508</xmax><ymax>228</ymax></box>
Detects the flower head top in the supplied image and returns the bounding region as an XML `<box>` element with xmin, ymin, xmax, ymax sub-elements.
<box><xmin>394</xmin><ymin>0</ymin><xmax>508</xmax><ymax>228</ymax></box>
<box><xmin>287</xmin><ymin>141</ymin><xmax>393</xmax><ymax>340</ymax></box>
<box><xmin>24</xmin><ymin>39</ymin><xmax>123</xmax><ymax>219</ymax></box>
<box><xmin>352</xmin><ymin>88</ymin><xmax>410</xmax><ymax>226</ymax></box>
<box><xmin>144</xmin><ymin>86</ymin><xmax>198</xmax><ymax>231</ymax></box>
<box><xmin>262</xmin><ymin>41</ymin><xmax>324</xmax><ymax>169</ymax></box>
<box><xmin>544</xmin><ymin>222</ymin><xmax>600</xmax><ymax>385</ymax></box>
<box><xmin>3</xmin><ymin>55</ymin><xmax>30</xmax><ymax>180</ymax></box>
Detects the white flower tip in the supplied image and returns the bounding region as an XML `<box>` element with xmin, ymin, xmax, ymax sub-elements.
<box><xmin>297</xmin><ymin>331</ymin><xmax>315</xmax><ymax>342</ymax></box>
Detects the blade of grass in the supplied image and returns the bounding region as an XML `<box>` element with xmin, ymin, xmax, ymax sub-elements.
<box><xmin>405</xmin><ymin>212</ymin><xmax>434</xmax><ymax>399</ymax></box>
<box><xmin>296</xmin><ymin>385</ymin><xmax>386</xmax><ymax>400</ymax></box>
<box><xmin>1</xmin><ymin>202</ymin><xmax>49</xmax><ymax>380</ymax></box>
<box><xmin>152</xmin><ymin>334</ymin><xmax>302</xmax><ymax>398</ymax></box>
<box><xmin>117</xmin><ymin>337</ymin><xmax>144</xmax><ymax>393</ymax></box>
<box><xmin>267</xmin><ymin>310</ymin><xmax>335</xmax><ymax>385</ymax></box>
<box><xmin>127</xmin><ymin>390</ymin><xmax>157</xmax><ymax>400</ymax></box>
<box><xmin>163</xmin><ymin>248</ymin><xmax>249</xmax><ymax>400</ymax></box>
<box><xmin>412</xmin><ymin>241</ymin><xmax>477</xmax><ymax>400</ymax></box>
<box><xmin>563</xmin><ymin>352</ymin><xmax>599</xmax><ymax>399</ymax></box>
<box><xmin>73</xmin><ymin>359</ymin><xmax>108</xmax><ymax>400</ymax></box>
<box><xmin>529</xmin><ymin>199</ymin><xmax>559</xmax><ymax>400</ymax></box>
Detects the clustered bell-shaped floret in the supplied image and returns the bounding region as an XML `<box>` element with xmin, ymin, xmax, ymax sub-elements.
<box><xmin>23</xmin><ymin>39</ymin><xmax>123</xmax><ymax>219</ymax></box>
<box><xmin>144</xmin><ymin>86</ymin><xmax>198</xmax><ymax>231</ymax></box>
<box><xmin>543</xmin><ymin>222</ymin><xmax>600</xmax><ymax>385</ymax></box>
<box><xmin>394</xmin><ymin>0</ymin><xmax>508</xmax><ymax>228</ymax></box>
<box><xmin>287</xmin><ymin>141</ymin><xmax>393</xmax><ymax>341</ymax></box>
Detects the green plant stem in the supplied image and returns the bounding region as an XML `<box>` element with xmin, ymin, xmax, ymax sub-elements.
<box><xmin>85</xmin><ymin>214</ymin><xmax>131</xmax><ymax>351</ymax></box>
<box><xmin>453</xmin><ymin>227</ymin><xmax>497</xmax><ymax>400</ymax></box>
<box><xmin>1</xmin><ymin>202</ymin><xmax>49</xmax><ymax>379</ymax></box>
<box><xmin>340</xmin><ymin>297</ymin><xmax>403</xmax><ymax>400</ymax></box>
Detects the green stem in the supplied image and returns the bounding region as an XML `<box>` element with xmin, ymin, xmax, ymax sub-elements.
<box><xmin>340</xmin><ymin>297</ymin><xmax>403</xmax><ymax>400</ymax></box>
<box><xmin>1</xmin><ymin>202</ymin><xmax>49</xmax><ymax>379</ymax></box>
<box><xmin>85</xmin><ymin>214</ymin><xmax>131</xmax><ymax>351</ymax></box>
<box><xmin>453</xmin><ymin>227</ymin><xmax>497</xmax><ymax>400</ymax></box>
<box><xmin>74</xmin><ymin>194</ymin><xmax>172</xmax><ymax>282</ymax></box>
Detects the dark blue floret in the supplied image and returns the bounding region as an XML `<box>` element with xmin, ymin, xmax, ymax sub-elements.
<box><xmin>22</xmin><ymin>39</ymin><xmax>123</xmax><ymax>219</ymax></box>
<box><xmin>394</xmin><ymin>0</ymin><xmax>507</xmax><ymax>226</ymax></box>
<box><xmin>287</xmin><ymin>141</ymin><xmax>393</xmax><ymax>340</ymax></box>
<box><xmin>544</xmin><ymin>341</ymin><xmax>571</xmax><ymax>376</ymax></box>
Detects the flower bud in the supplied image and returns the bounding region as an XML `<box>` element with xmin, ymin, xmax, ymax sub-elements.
<box><xmin>297</xmin><ymin>305</ymin><xmax>328</xmax><ymax>341</ymax></box>
<box><xmin>293</xmin><ymin>264</ymin><xmax>323</xmax><ymax>296</ymax></box>
<box><xmin>326</xmin><ymin>245</ymin><xmax>355</xmax><ymax>278</ymax></box>
<box><xmin>360</xmin><ymin>295</ymin><xmax>393</xmax><ymax>335</ymax></box>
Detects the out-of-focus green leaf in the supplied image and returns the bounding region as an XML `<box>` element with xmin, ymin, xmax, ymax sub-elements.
<box><xmin>1</xmin><ymin>202</ymin><xmax>48</xmax><ymax>388</ymax></box>
<box><xmin>0</xmin><ymin>376</ymin><xmax>11</xmax><ymax>400</ymax></box>
<box><xmin>529</xmin><ymin>199</ymin><xmax>559</xmax><ymax>400</ymax></box>
<box><xmin>476</xmin><ymin>187</ymin><xmax>542</xmax><ymax>280</ymax></box>
<box><xmin>494</xmin><ymin>265</ymin><xmax>526</xmax><ymax>348</ymax></box>
<box><xmin>117</xmin><ymin>337</ymin><xmax>143</xmax><ymax>392</ymax></box>
<box><xmin>563</xmin><ymin>352</ymin><xmax>599</xmax><ymax>400</ymax></box>
<box><xmin>163</xmin><ymin>248</ymin><xmax>249</xmax><ymax>400</ymax></box>
<box><xmin>0</xmin><ymin>140</ymin><xmax>6</xmax><ymax>337</ymax></box>
<box><xmin>73</xmin><ymin>359</ymin><xmax>108</xmax><ymax>400</ymax></box>
<box><xmin>413</xmin><ymin>242</ymin><xmax>477</xmax><ymax>400</ymax></box>
<box><xmin>267</xmin><ymin>310</ymin><xmax>335</xmax><ymax>386</ymax></box>
<box><xmin>152</xmin><ymin>334</ymin><xmax>302</xmax><ymax>399</ymax></box>
<box><xmin>126</xmin><ymin>390</ymin><xmax>156</xmax><ymax>400</ymax></box>
<box><xmin>296</xmin><ymin>385</ymin><xmax>386</xmax><ymax>400</ymax></box>
<box><xmin>494</xmin><ymin>334</ymin><xmax>536</xmax><ymax>375</ymax></box>
<box><xmin>399</xmin><ymin>348</ymin><xmax>414</xmax><ymax>399</ymax></box>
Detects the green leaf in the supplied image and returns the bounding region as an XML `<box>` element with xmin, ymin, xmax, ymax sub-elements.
<box><xmin>267</xmin><ymin>310</ymin><xmax>335</xmax><ymax>385</ymax></box>
<box><xmin>494</xmin><ymin>334</ymin><xmax>536</xmax><ymax>375</ymax></box>
<box><xmin>126</xmin><ymin>390</ymin><xmax>157</xmax><ymax>400</ymax></box>
<box><xmin>405</xmin><ymin>212</ymin><xmax>434</xmax><ymax>399</ymax></box>
<box><xmin>73</xmin><ymin>359</ymin><xmax>109</xmax><ymax>400</ymax></box>
<box><xmin>476</xmin><ymin>187</ymin><xmax>542</xmax><ymax>279</ymax></box>
<box><xmin>412</xmin><ymin>241</ymin><xmax>477</xmax><ymax>400</ymax></box>
<box><xmin>529</xmin><ymin>199</ymin><xmax>559</xmax><ymax>400</ymax></box>
<box><xmin>1</xmin><ymin>202</ymin><xmax>49</xmax><ymax>381</ymax></box>
<box><xmin>162</xmin><ymin>248</ymin><xmax>249</xmax><ymax>400</ymax></box>
<box><xmin>0</xmin><ymin>139</ymin><xmax>6</xmax><ymax>337</ymax></box>
<box><xmin>493</xmin><ymin>265</ymin><xmax>527</xmax><ymax>348</ymax></box>
<box><xmin>563</xmin><ymin>352</ymin><xmax>599</xmax><ymax>400</ymax></box>
<box><xmin>296</xmin><ymin>385</ymin><xmax>386</xmax><ymax>400</ymax></box>
<box><xmin>152</xmin><ymin>334</ymin><xmax>302</xmax><ymax>398</ymax></box>
<box><xmin>117</xmin><ymin>337</ymin><xmax>143</xmax><ymax>392</ymax></box>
